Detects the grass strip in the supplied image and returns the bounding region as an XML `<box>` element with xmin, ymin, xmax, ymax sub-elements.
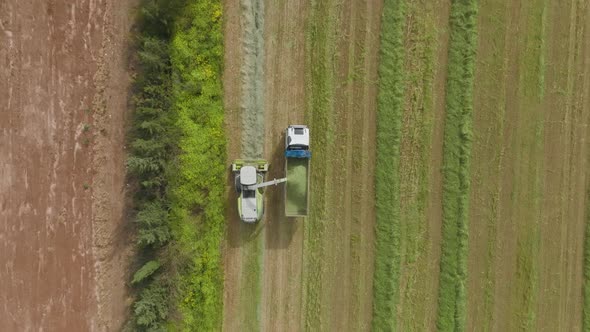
<box><xmin>371</xmin><ymin>0</ymin><xmax>406</xmax><ymax>330</ymax></box>
<box><xmin>397</xmin><ymin>1</ymin><xmax>438</xmax><ymax>330</ymax></box>
<box><xmin>303</xmin><ymin>0</ymin><xmax>338</xmax><ymax>329</ymax></box>
<box><xmin>238</xmin><ymin>230</ymin><xmax>263</xmax><ymax>331</ymax></box>
<box><xmin>511</xmin><ymin>0</ymin><xmax>546</xmax><ymax>328</ymax></box>
<box><xmin>584</xmin><ymin>188</ymin><xmax>590</xmax><ymax>331</ymax></box>
<box><xmin>435</xmin><ymin>0</ymin><xmax>478</xmax><ymax>331</ymax></box>
<box><xmin>126</xmin><ymin>1</ymin><xmax>184</xmax><ymax>330</ymax></box>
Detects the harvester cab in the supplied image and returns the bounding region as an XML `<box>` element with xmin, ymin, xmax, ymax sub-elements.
<box><xmin>285</xmin><ymin>125</ymin><xmax>310</xmax><ymax>152</ymax></box>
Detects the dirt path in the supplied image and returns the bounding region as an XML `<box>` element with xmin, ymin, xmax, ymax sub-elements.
<box><xmin>222</xmin><ymin>0</ymin><xmax>262</xmax><ymax>330</ymax></box>
<box><xmin>0</xmin><ymin>0</ymin><xmax>135</xmax><ymax>330</ymax></box>
<box><xmin>223</xmin><ymin>0</ymin><xmax>308</xmax><ymax>330</ymax></box>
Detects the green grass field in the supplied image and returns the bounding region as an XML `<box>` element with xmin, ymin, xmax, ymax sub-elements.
<box><xmin>126</xmin><ymin>0</ymin><xmax>590</xmax><ymax>330</ymax></box>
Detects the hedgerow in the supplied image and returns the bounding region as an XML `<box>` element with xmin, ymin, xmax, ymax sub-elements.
<box><xmin>127</xmin><ymin>3</ymin><xmax>177</xmax><ymax>330</ymax></box>
<box><xmin>126</xmin><ymin>0</ymin><xmax>225</xmax><ymax>330</ymax></box>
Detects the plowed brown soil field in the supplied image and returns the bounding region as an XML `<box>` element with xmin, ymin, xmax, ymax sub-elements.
<box><xmin>0</xmin><ymin>0</ymin><xmax>135</xmax><ymax>330</ymax></box>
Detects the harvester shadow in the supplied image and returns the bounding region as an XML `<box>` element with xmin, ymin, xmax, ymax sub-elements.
<box><xmin>264</xmin><ymin>134</ymin><xmax>300</xmax><ymax>249</ymax></box>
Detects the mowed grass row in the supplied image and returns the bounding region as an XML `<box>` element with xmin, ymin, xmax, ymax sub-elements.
<box><xmin>584</xmin><ymin>188</ymin><xmax>590</xmax><ymax>331</ymax></box>
<box><xmin>371</xmin><ymin>0</ymin><xmax>406</xmax><ymax>330</ymax></box>
<box><xmin>237</xmin><ymin>225</ymin><xmax>263</xmax><ymax>331</ymax></box>
<box><xmin>371</xmin><ymin>0</ymin><xmax>441</xmax><ymax>330</ymax></box>
<box><xmin>371</xmin><ymin>0</ymin><xmax>478</xmax><ymax>331</ymax></box>
<box><xmin>435</xmin><ymin>0</ymin><xmax>478</xmax><ymax>331</ymax></box>
<box><xmin>302</xmin><ymin>0</ymin><xmax>338</xmax><ymax>329</ymax></box>
<box><xmin>395</xmin><ymin>1</ymin><xmax>439</xmax><ymax>330</ymax></box>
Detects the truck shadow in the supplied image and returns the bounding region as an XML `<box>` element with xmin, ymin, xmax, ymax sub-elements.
<box><xmin>264</xmin><ymin>137</ymin><xmax>300</xmax><ymax>249</ymax></box>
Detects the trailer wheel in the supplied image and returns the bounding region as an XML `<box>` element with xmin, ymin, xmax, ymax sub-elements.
<box><xmin>235</xmin><ymin>176</ymin><xmax>242</xmax><ymax>193</ymax></box>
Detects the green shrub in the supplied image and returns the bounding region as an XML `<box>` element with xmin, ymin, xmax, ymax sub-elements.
<box><xmin>135</xmin><ymin>202</ymin><xmax>171</xmax><ymax>247</ymax></box>
<box><xmin>132</xmin><ymin>260</ymin><xmax>162</xmax><ymax>285</ymax></box>
<box><xmin>134</xmin><ymin>282</ymin><xmax>169</xmax><ymax>330</ymax></box>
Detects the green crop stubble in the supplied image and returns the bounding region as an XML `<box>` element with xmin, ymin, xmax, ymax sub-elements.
<box><xmin>584</xmin><ymin>187</ymin><xmax>590</xmax><ymax>331</ymax></box>
<box><xmin>511</xmin><ymin>0</ymin><xmax>547</xmax><ymax>328</ymax></box>
<box><xmin>371</xmin><ymin>0</ymin><xmax>406</xmax><ymax>331</ymax></box>
<box><xmin>397</xmin><ymin>1</ymin><xmax>437</xmax><ymax>330</ymax></box>
<box><xmin>435</xmin><ymin>0</ymin><xmax>477</xmax><ymax>331</ymax></box>
<box><xmin>238</xmin><ymin>226</ymin><xmax>263</xmax><ymax>331</ymax></box>
<box><xmin>303</xmin><ymin>0</ymin><xmax>338</xmax><ymax>329</ymax></box>
<box><xmin>468</xmin><ymin>0</ymin><xmax>508</xmax><ymax>328</ymax></box>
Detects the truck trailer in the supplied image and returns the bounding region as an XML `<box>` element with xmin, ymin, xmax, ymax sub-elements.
<box><xmin>284</xmin><ymin>125</ymin><xmax>311</xmax><ymax>217</ymax></box>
